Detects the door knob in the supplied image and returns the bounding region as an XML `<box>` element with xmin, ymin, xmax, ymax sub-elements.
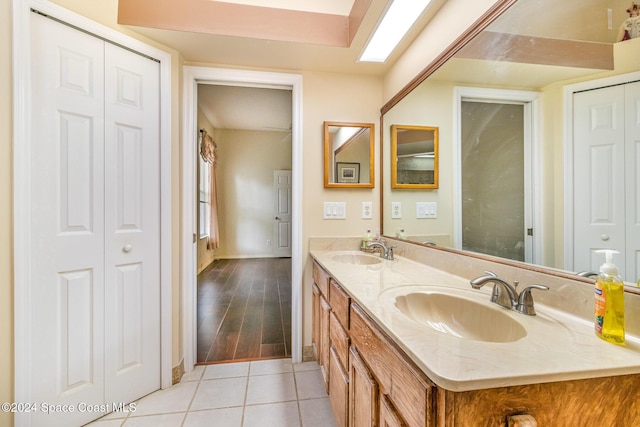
<box><xmin>123</xmin><ymin>244</ymin><xmax>133</xmax><ymax>253</ymax></box>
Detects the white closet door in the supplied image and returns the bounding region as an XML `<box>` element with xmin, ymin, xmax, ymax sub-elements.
<box><xmin>626</xmin><ymin>81</ymin><xmax>640</xmax><ymax>283</ymax></box>
<box><xmin>573</xmin><ymin>85</ymin><xmax>627</xmax><ymax>275</ymax></box>
<box><xmin>103</xmin><ymin>43</ymin><xmax>161</xmax><ymax>403</ymax></box>
<box><xmin>29</xmin><ymin>12</ymin><xmax>161</xmax><ymax>426</ymax></box>
<box><xmin>30</xmin><ymin>13</ymin><xmax>106</xmax><ymax>427</ymax></box>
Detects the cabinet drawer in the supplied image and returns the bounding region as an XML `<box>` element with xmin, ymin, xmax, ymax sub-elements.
<box><xmin>350</xmin><ymin>303</ymin><xmax>435</xmax><ymax>427</ymax></box>
<box><xmin>349</xmin><ymin>346</ymin><xmax>379</xmax><ymax>427</ymax></box>
<box><xmin>329</xmin><ymin>347</ymin><xmax>349</xmax><ymax>427</ymax></box>
<box><xmin>313</xmin><ymin>260</ymin><xmax>330</xmax><ymax>296</ymax></box>
<box><xmin>330</xmin><ymin>311</ymin><xmax>349</xmax><ymax>371</ymax></box>
<box><xmin>329</xmin><ymin>279</ymin><xmax>350</xmax><ymax>331</ymax></box>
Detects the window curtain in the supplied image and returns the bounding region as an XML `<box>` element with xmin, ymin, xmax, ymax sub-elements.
<box><xmin>200</xmin><ymin>130</ymin><xmax>220</xmax><ymax>250</ymax></box>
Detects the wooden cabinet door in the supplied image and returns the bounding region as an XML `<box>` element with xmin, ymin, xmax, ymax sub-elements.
<box><xmin>349</xmin><ymin>346</ymin><xmax>379</xmax><ymax>427</ymax></box>
<box><xmin>330</xmin><ymin>347</ymin><xmax>349</xmax><ymax>427</ymax></box>
<box><xmin>312</xmin><ymin>284</ymin><xmax>321</xmax><ymax>362</ymax></box>
<box><xmin>380</xmin><ymin>395</ymin><xmax>407</xmax><ymax>427</ymax></box>
<box><xmin>320</xmin><ymin>294</ymin><xmax>331</xmax><ymax>392</ymax></box>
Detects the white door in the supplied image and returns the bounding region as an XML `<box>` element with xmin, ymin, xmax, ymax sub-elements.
<box><xmin>573</xmin><ymin>85</ymin><xmax>627</xmax><ymax>275</ymax></box>
<box><xmin>625</xmin><ymin>81</ymin><xmax>640</xmax><ymax>283</ymax></box>
<box><xmin>103</xmin><ymin>41</ymin><xmax>161</xmax><ymax>403</ymax></box>
<box><xmin>30</xmin><ymin>13</ymin><xmax>160</xmax><ymax>426</ymax></box>
<box><xmin>273</xmin><ymin>170</ymin><xmax>292</xmax><ymax>257</ymax></box>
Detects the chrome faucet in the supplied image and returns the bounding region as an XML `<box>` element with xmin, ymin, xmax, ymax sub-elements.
<box><xmin>470</xmin><ymin>271</ymin><xmax>549</xmax><ymax>315</ymax></box>
<box><xmin>366</xmin><ymin>241</ymin><xmax>395</xmax><ymax>260</ymax></box>
<box><xmin>577</xmin><ymin>271</ymin><xmax>598</xmax><ymax>279</ymax></box>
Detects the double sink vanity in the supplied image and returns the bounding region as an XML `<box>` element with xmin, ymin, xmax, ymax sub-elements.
<box><xmin>309</xmin><ymin>237</ymin><xmax>640</xmax><ymax>426</ymax></box>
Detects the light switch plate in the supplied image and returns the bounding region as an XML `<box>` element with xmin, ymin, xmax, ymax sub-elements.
<box><xmin>416</xmin><ymin>201</ymin><xmax>437</xmax><ymax>218</ymax></box>
<box><xmin>391</xmin><ymin>202</ymin><xmax>402</xmax><ymax>219</ymax></box>
<box><xmin>362</xmin><ymin>202</ymin><xmax>373</xmax><ymax>219</ymax></box>
<box><xmin>323</xmin><ymin>202</ymin><xmax>347</xmax><ymax>219</ymax></box>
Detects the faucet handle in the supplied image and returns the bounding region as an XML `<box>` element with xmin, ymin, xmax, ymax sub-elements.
<box><xmin>516</xmin><ymin>284</ymin><xmax>549</xmax><ymax>316</ymax></box>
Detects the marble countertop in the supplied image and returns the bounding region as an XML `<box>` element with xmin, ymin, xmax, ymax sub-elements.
<box><xmin>310</xmin><ymin>249</ymin><xmax>640</xmax><ymax>392</ymax></box>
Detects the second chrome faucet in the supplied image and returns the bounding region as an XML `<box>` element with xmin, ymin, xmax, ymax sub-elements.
<box><xmin>470</xmin><ymin>271</ymin><xmax>549</xmax><ymax>315</ymax></box>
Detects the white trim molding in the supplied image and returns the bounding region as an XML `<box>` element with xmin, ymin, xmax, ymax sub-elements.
<box><xmin>181</xmin><ymin>66</ymin><xmax>303</xmax><ymax>371</ymax></box>
<box><xmin>13</xmin><ymin>2</ymin><xmax>173</xmax><ymax>425</ymax></box>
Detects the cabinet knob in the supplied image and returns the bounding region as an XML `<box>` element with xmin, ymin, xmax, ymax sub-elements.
<box><xmin>122</xmin><ymin>244</ymin><xmax>133</xmax><ymax>253</ymax></box>
<box><xmin>507</xmin><ymin>414</ymin><xmax>537</xmax><ymax>427</ymax></box>
<box><xmin>600</xmin><ymin>234</ymin><xmax>610</xmax><ymax>241</ymax></box>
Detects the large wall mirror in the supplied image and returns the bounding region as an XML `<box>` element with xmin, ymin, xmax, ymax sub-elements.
<box><xmin>391</xmin><ymin>125</ymin><xmax>439</xmax><ymax>189</ymax></box>
<box><xmin>381</xmin><ymin>0</ymin><xmax>640</xmax><ymax>288</ymax></box>
<box><xmin>324</xmin><ymin>121</ymin><xmax>375</xmax><ymax>188</ymax></box>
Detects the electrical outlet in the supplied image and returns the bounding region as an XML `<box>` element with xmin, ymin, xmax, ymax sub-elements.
<box><xmin>362</xmin><ymin>202</ymin><xmax>373</xmax><ymax>219</ymax></box>
<box><xmin>391</xmin><ymin>202</ymin><xmax>402</xmax><ymax>219</ymax></box>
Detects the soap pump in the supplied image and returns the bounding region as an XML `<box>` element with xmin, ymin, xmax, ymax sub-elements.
<box><xmin>361</xmin><ymin>229</ymin><xmax>373</xmax><ymax>250</ymax></box>
<box><xmin>593</xmin><ymin>249</ymin><xmax>625</xmax><ymax>346</ymax></box>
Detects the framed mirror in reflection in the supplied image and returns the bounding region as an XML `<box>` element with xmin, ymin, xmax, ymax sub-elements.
<box><xmin>380</xmin><ymin>0</ymin><xmax>640</xmax><ymax>286</ymax></box>
<box><xmin>391</xmin><ymin>125</ymin><xmax>439</xmax><ymax>189</ymax></box>
<box><xmin>324</xmin><ymin>121</ymin><xmax>374</xmax><ymax>188</ymax></box>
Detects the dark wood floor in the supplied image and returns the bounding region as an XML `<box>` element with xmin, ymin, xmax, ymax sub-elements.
<box><xmin>196</xmin><ymin>257</ymin><xmax>292</xmax><ymax>364</ymax></box>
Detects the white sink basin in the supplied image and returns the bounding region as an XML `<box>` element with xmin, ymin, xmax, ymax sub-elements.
<box><xmin>331</xmin><ymin>252</ymin><xmax>383</xmax><ymax>265</ymax></box>
<box><xmin>390</xmin><ymin>287</ymin><xmax>527</xmax><ymax>343</ymax></box>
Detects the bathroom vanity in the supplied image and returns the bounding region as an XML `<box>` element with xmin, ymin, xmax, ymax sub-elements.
<box><xmin>309</xmin><ymin>238</ymin><xmax>640</xmax><ymax>426</ymax></box>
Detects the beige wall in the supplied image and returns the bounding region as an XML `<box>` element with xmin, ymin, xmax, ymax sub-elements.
<box><xmin>1</xmin><ymin>0</ymin><xmax>14</xmax><ymax>425</ymax></box>
<box><xmin>300</xmin><ymin>70</ymin><xmax>383</xmax><ymax>345</ymax></box>
<box><xmin>214</xmin><ymin>129</ymin><xmax>293</xmax><ymax>259</ymax></box>
<box><xmin>382</xmin><ymin>80</ymin><xmax>455</xmax><ymax>241</ymax></box>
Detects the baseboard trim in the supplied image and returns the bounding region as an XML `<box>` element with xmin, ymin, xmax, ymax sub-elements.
<box><xmin>172</xmin><ymin>359</ymin><xmax>185</xmax><ymax>385</ymax></box>
<box><xmin>302</xmin><ymin>345</ymin><xmax>315</xmax><ymax>363</ymax></box>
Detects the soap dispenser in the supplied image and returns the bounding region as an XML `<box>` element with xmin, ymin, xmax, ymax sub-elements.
<box><xmin>593</xmin><ymin>249</ymin><xmax>625</xmax><ymax>345</ymax></box>
<box><xmin>361</xmin><ymin>229</ymin><xmax>373</xmax><ymax>250</ymax></box>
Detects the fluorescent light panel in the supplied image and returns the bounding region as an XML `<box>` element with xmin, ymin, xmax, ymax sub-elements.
<box><xmin>359</xmin><ymin>0</ymin><xmax>431</xmax><ymax>63</ymax></box>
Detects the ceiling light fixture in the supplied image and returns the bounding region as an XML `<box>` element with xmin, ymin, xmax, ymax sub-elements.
<box><xmin>358</xmin><ymin>0</ymin><xmax>431</xmax><ymax>63</ymax></box>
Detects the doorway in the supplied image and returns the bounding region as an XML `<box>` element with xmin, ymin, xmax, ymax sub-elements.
<box><xmin>454</xmin><ymin>87</ymin><xmax>542</xmax><ymax>264</ymax></box>
<box><xmin>182</xmin><ymin>67</ymin><xmax>303</xmax><ymax>372</ymax></box>
<box><xmin>195</xmin><ymin>84</ymin><xmax>293</xmax><ymax>364</ymax></box>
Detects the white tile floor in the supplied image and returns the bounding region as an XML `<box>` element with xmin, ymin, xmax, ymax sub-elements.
<box><xmin>87</xmin><ymin>359</ymin><xmax>337</xmax><ymax>427</ymax></box>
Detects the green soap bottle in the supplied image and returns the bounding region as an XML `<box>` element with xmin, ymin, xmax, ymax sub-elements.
<box><xmin>594</xmin><ymin>249</ymin><xmax>625</xmax><ymax>346</ymax></box>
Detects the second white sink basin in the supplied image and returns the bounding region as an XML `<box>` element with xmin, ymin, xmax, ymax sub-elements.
<box><xmin>331</xmin><ymin>252</ymin><xmax>383</xmax><ymax>265</ymax></box>
<box><xmin>392</xmin><ymin>287</ymin><xmax>527</xmax><ymax>343</ymax></box>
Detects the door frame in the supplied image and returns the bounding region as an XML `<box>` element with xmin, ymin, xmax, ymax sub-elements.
<box><xmin>453</xmin><ymin>87</ymin><xmax>543</xmax><ymax>264</ymax></box>
<box><xmin>13</xmin><ymin>0</ymin><xmax>173</xmax><ymax>420</ymax></box>
<box><xmin>563</xmin><ymin>70</ymin><xmax>640</xmax><ymax>272</ymax></box>
<box><xmin>182</xmin><ymin>66</ymin><xmax>303</xmax><ymax>370</ymax></box>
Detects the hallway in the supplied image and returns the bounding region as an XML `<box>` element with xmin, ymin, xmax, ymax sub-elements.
<box><xmin>197</xmin><ymin>258</ymin><xmax>292</xmax><ymax>363</ymax></box>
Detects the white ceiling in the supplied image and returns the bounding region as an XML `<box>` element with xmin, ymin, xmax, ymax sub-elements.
<box><xmin>213</xmin><ymin>0</ymin><xmax>355</xmax><ymax>15</ymax></box>
<box><xmin>198</xmin><ymin>85</ymin><xmax>292</xmax><ymax>131</ymax></box>
<box><xmin>171</xmin><ymin>0</ymin><xmax>626</xmax><ymax>131</ymax></box>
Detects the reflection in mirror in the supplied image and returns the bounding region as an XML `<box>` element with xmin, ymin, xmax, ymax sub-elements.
<box><xmin>380</xmin><ymin>0</ymin><xmax>640</xmax><ymax>286</ymax></box>
<box><xmin>324</xmin><ymin>121</ymin><xmax>375</xmax><ymax>188</ymax></box>
<box><xmin>391</xmin><ymin>125</ymin><xmax>439</xmax><ymax>189</ymax></box>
